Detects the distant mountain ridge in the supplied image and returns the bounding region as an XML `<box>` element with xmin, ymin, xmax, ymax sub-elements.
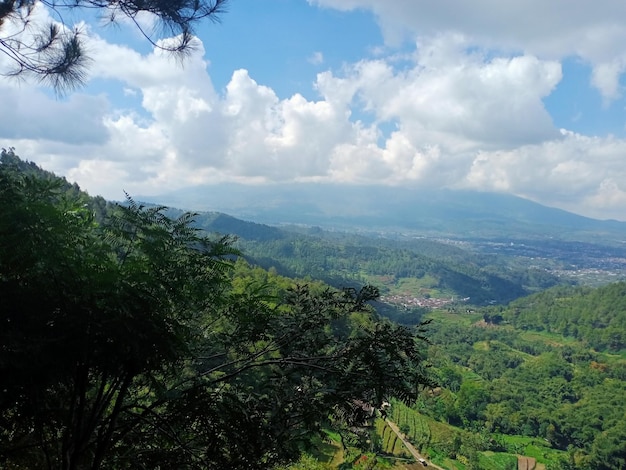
<box><xmin>140</xmin><ymin>183</ymin><xmax>626</xmax><ymax>242</ymax></box>
<box><xmin>183</xmin><ymin>209</ymin><xmax>558</xmax><ymax>306</ymax></box>
<box><xmin>0</xmin><ymin>151</ymin><xmax>568</xmax><ymax>305</ymax></box>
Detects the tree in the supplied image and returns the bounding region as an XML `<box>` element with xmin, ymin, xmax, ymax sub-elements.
<box><xmin>0</xmin><ymin>152</ymin><xmax>432</xmax><ymax>469</ymax></box>
<box><xmin>0</xmin><ymin>156</ymin><xmax>235</xmax><ymax>468</ymax></box>
<box><xmin>586</xmin><ymin>420</ymin><xmax>626</xmax><ymax>470</ymax></box>
<box><xmin>0</xmin><ymin>0</ymin><xmax>228</xmax><ymax>92</ymax></box>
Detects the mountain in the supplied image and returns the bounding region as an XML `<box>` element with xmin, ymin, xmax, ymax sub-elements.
<box><xmin>0</xmin><ymin>151</ymin><xmax>570</xmax><ymax>305</ymax></box>
<box><xmin>139</xmin><ymin>183</ymin><xmax>626</xmax><ymax>242</ymax></box>
<box><xmin>167</xmin><ymin>209</ymin><xmax>564</xmax><ymax>307</ymax></box>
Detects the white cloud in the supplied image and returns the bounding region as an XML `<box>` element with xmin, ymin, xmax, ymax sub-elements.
<box><xmin>317</xmin><ymin>34</ymin><xmax>562</xmax><ymax>156</ymax></box>
<box><xmin>3</xmin><ymin>7</ymin><xmax>626</xmax><ymax>221</ymax></box>
<box><xmin>0</xmin><ymin>87</ymin><xmax>110</xmax><ymax>144</ymax></box>
<box><xmin>309</xmin><ymin>0</ymin><xmax>626</xmax><ymax>101</ymax></box>
<box><xmin>308</xmin><ymin>51</ymin><xmax>324</xmax><ymax>65</ymax></box>
<box><xmin>586</xmin><ymin>179</ymin><xmax>626</xmax><ymax>220</ymax></box>
<box><xmin>591</xmin><ymin>59</ymin><xmax>626</xmax><ymax>102</ymax></box>
<box><xmin>462</xmin><ymin>131</ymin><xmax>626</xmax><ymax>219</ymax></box>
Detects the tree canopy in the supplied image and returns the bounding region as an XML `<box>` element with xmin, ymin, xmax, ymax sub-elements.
<box><xmin>0</xmin><ymin>0</ymin><xmax>228</xmax><ymax>91</ymax></box>
<box><xmin>0</xmin><ymin>149</ymin><xmax>432</xmax><ymax>469</ymax></box>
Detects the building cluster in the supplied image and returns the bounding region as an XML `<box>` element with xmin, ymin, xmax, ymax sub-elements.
<box><xmin>380</xmin><ymin>294</ymin><xmax>469</xmax><ymax>309</ymax></box>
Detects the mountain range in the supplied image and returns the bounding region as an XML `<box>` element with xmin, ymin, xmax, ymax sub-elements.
<box><xmin>140</xmin><ymin>183</ymin><xmax>626</xmax><ymax>242</ymax></box>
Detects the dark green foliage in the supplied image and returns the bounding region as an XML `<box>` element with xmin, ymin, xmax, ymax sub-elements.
<box><xmin>373</xmin><ymin>301</ymin><xmax>427</xmax><ymax>326</ymax></box>
<box><xmin>0</xmin><ymin>148</ymin><xmax>111</xmax><ymax>222</ymax></box>
<box><xmin>0</xmin><ymin>152</ymin><xmax>432</xmax><ymax>469</ymax></box>
<box><xmin>0</xmin><ymin>157</ymin><xmax>234</xmax><ymax>468</ymax></box>
<box><xmin>194</xmin><ymin>215</ymin><xmax>560</xmax><ymax>306</ymax></box>
<box><xmin>197</xmin><ymin>212</ymin><xmax>286</xmax><ymax>242</ymax></box>
<box><xmin>417</xmin><ymin>302</ymin><xmax>626</xmax><ymax>469</ymax></box>
<box><xmin>502</xmin><ymin>283</ymin><xmax>626</xmax><ymax>351</ymax></box>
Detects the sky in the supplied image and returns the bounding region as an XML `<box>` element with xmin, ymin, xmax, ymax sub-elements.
<box><xmin>2</xmin><ymin>0</ymin><xmax>626</xmax><ymax>220</ymax></box>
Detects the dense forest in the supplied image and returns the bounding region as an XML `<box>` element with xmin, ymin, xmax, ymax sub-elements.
<box><xmin>0</xmin><ymin>150</ymin><xmax>432</xmax><ymax>469</ymax></box>
<box><xmin>2</xmin><ymin>149</ymin><xmax>626</xmax><ymax>470</ymax></box>
<box><xmin>497</xmin><ymin>283</ymin><xmax>626</xmax><ymax>351</ymax></box>
<box><xmin>413</xmin><ymin>303</ymin><xmax>626</xmax><ymax>470</ymax></box>
<box><xmin>187</xmin><ymin>212</ymin><xmax>563</xmax><ymax>305</ymax></box>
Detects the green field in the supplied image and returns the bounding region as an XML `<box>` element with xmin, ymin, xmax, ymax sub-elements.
<box><xmin>380</xmin><ymin>400</ymin><xmax>566</xmax><ymax>470</ymax></box>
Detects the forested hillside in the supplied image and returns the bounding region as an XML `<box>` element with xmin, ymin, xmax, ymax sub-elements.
<box><xmin>156</xmin><ymin>197</ymin><xmax>626</xmax><ymax>469</ymax></box>
<box><xmin>3</xmin><ymin>150</ymin><xmax>626</xmax><ymax>470</ymax></box>
<box><xmin>394</xmin><ymin>288</ymin><xmax>626</xmax><ymax>470</ymax></box>
<box><xmin>0</xmin><ymin>150</ymin><xmax>432</xmax><ymax>469</ymax></box>
<box><xmin>189</xmin><ymin>211</ymin><xmax>563</xmax><ymax>306</ymax></box>
<box><xmin>497</xmin><ymin>283</ymin><xmax>626</xmax><ymax>351</ymax></box>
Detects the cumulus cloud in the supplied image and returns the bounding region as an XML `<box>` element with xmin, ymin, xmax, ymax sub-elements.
<box><xmin>591</xmin><ymin>59</ymin><xmax>626</xmax><ymax>102</ymax></box>
<box><xmin>462</xmin><ymin>131</ymin><xmax>626</xmax><ymax>219</ymax></box>
<box><xmin>585</xmin><ymin>179</ymin><xmax>626</xmax><ymax>220</ymax></box>
<box><xmin>0</xmin><ymin>88</ymin><xmax>110</xmax><ymax>144</ymax></box>
<box><xmin>309</xmin><ymin>0</ymin><xmax>626</xmax><ymax>101</ymax></box>
<box><xmin>3</xmin><ymin>4</ymin><xmax>626</xmax><ymax>220</ymax></box>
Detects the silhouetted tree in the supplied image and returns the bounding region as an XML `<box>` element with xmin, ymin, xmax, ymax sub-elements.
<box><xmin>0</xmin><ymin>152</ymin><xmax>432</xmax><ymax>469</ymax></box>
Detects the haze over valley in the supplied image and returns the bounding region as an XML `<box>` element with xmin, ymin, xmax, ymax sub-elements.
<box><xmin>3</xmin><ymin>0</ymin><xmax>626</xmax><ymax>468</ymax></box>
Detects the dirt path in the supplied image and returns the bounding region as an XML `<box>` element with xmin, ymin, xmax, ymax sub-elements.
<box><xmin>328</xmin><ymin>442</ymin><xmax>343</xmax><ymax>468</ymax></box>
<box><xmin>517</xmin><ymin>455</ymin><xmax>537</xmax><ymax>470</ymax></box>
<box><xmin>385</xmin><ymin>419</ymin><xmax>444</xmax><ymax>470</ymax></box>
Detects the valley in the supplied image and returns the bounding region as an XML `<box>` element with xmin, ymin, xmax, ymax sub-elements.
<box><xmin>464</xmin><ymin>237</ymin><xmax>626</xmax><ymax>285</ymax></box>
<box><xmin>189</xmin><ymin>210</ymin><xmax>626</xmax><ymax>469</ymax></box>
<box><xmin>3</xmin><ymin>150</ymin><xmax>626</xmax><ymax>470</ymax></box>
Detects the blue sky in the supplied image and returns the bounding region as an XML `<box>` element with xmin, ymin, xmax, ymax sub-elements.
<box><xmin>3</xmin><ymin>0</ymin><xmax>626</xmax><ymax>220</ymax></box>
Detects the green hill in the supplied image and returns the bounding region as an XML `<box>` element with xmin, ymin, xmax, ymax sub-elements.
<box><xmin>499</xmin><ymin>282</ymin><xmax>626</xmax><ymax>351</ymax></box>
<box><xmin>191</xmin><ymin>212</ymin><xmax>563</xmax><ymax>306</ymax></box>
<box><xmin>407</xmin><ymin>285</ymin><xmax>626</xmax><ymax>469</ymax></box>
<box><xmin>0</xmin><ymin>149</ymin><xmax>431</xmax><ymax>469</ymax></box>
